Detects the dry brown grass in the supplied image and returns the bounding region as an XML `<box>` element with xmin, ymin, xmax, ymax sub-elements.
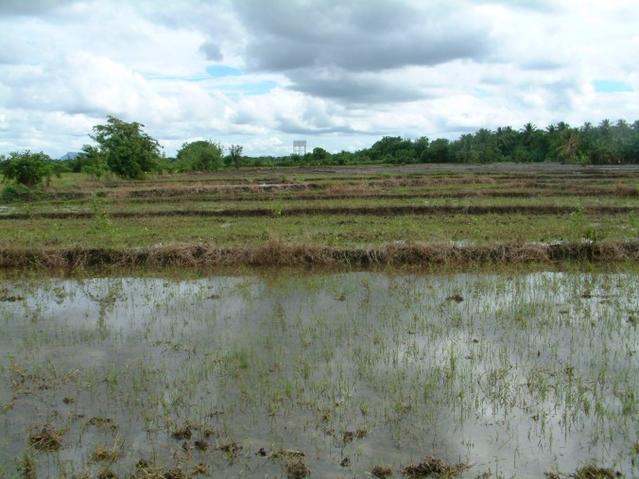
<box><xmin>573</xmin><ymin>464</ymin><xmax>621</xmax><ymax>479</ymax></box>
<box><xmin>2</xmin><ymin>240</ymin><xmax>639</xmax><ymax>270</ymax></box>
<box><xmin>17</xmin><ymin>183</ymin><xmax>639</xmax><ymax>203</ymax></box>
<box><xmin>372</xmin><ymin>465</ymin><xmax>394</xmax><ymax>478</ymax></box>
<box><xmin>614</xmin><ymin>181</ymin><xmax>639</xmax><ymax>196</ymax></box>
<box><xmin>28</xmin><ymin>424</ymin><xmax>64</xmax><ymax>451</ymax></box>
<box><xmin>286</xmin><ymin>459</ymin><xmax>311</xmax><ymax>479</ymax></box>
<box><xmin>90</xmin><ymin>444</ymin><xmax>121</xmax><ymax>463</ymax></box>
<box><xmin>17</xmin><ymin>453</ymin><xmax>36</xmax><ymax>479</ymax></box>
<box><xmin>400</xmin><ymin>456</ymin><xmax>468</xmax><ymax>478</ymax></box>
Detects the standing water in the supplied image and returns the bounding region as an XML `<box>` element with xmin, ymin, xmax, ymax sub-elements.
<box><xmin>0</xmin><ymin>272</ymin><xmax>637</xmax><ymax>478</ymax></box>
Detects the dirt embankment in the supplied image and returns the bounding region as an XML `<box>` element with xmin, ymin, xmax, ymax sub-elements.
<box><xmin>19</xmin><ymin>178</ymin><xmax>639</xmax><ymax>203</ymax></box>
<box><xmin>2</xmin><ymin>240</ymin><xmax>639</xmax><ymax>269</ymax></box>
<box><xmin>120</xmin><ymin>186</ymin><xmax>638</xmax><ymax>203</ymax></box>
<box><xmin>1</xmin><ymin>204</ymin><xmax>638</xmax><ymax>221</ymax></box>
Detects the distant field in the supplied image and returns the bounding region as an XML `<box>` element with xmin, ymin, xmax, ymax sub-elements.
<box><xmin>2</xmin><ymin>163</ymin><xmax>639</xmax><ymax>268</ymax></box>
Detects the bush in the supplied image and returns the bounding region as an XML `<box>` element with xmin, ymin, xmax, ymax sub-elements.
<box><xmin>1</xmin><ymin>150</ymin><xmax>52</xmax><ymax>187</ymax></box>
<box><xmin>1</xmin><ymin>183</ymin><xmax>35</xmax><ymax>202</ymax></box>
<box><xmin>176</xmin><ymin>140</ymin><xmax>223</xmax><ymax>171</ymax></box>
<box><xmin>229</xmin><ymin>144</ymin><xmax>243</xmax><ymax>169</ymax></box>
<box><xmin>76</xmin><ymin>145</ymin><xmax>109</xmax><ymax>179</ymax></box>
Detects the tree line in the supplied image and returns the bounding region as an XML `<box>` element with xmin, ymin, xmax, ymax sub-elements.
<box><xmin>275</xmin><ymin>119</ymin><xmax>639</xmax><ymax>167</ymax></box>
<box><xmin>0</xmin><ymin>116</ymin><xmax>244</xmax><ymax>187</ymax></box>
<box><xmin>1</xmin><ymin>117</ymin><xmax>638</xmax><ymax>188</ymax></box>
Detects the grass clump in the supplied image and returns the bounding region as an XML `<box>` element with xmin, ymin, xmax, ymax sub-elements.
<box><xmin>372</xmin><ymin>465</ymin><xmax>393</xmax><ymax>478</ymax></box>
<box><xmin>400</xmin><ymin>456</ymin><xmax>468</xmax><ymax>478</ymax></box>
<box><xmin>97</xmin><ymin>469</ymin><xmax>117</xmax><ymax>479</ymax></box>
<box><xmin>271</xmin><ymin>449</ymin><xmax>305</xmax><ymax>460</ymax></box>
<box><xmin>171</xmin><ymin>425</ymin><xmax>192</xmax><ymax>440</ymax></box>
<box><xmin>286</xmin><ymin>460</ymin><xmax>311</xmax><ymax>479</ymax></box>
<box><xmin>90</xmin><ymin>443</ymin><xmax>121</xmax><ymax>463</ymax></box>
<box><xmin>573</xmin><ymin>465</ymin><xmax>621</xmax><ymax>479</ymax></box>
<box><xmin>28</xmin><ymin>424</ymin><xmax>64</xmax><ymax>451</ymax></box>
<box><xmin>17</xmin><ymin>452</ymin><xmax>36</xmax><ymax>479</ymax></box>
<box><xmin>132</xmin><ymin>462</ymin><xmax>188</xmax><ymax>479</ymax></box>
<box><xmin>1</xmin><ymin>183</ymin><xmax>35</xmax><ymax>202</ymax></box>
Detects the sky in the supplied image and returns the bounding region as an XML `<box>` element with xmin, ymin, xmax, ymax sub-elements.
<box><xmin>0</xmin><ymin>0</ymin><xmax>638</xmax><ymax>158</ymax></box>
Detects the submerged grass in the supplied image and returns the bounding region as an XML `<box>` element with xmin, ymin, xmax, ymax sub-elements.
<box><xmin>1</xmin><ymin>271</ymin><xmax>637</xmax><ymax>477</ymax></box>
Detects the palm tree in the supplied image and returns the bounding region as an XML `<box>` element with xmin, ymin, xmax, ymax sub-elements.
<box><xmin>556</xmin><ymin>131</ymin><xmax>579</xmax><ymax>164</ymax></box>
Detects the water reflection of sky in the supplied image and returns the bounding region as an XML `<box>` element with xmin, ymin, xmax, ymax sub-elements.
<box><xmin>0</xmin><ymin>272</ymin><xmax>637</xmax><ymax>478</ymax></box>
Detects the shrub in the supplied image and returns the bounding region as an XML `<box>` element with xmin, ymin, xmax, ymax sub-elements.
<box><xmin>229</xmin><ymin>144</ymin><xmax>243</xmax><ymax>169</ymax></box>
<box><xmin>77</xmin><ymin>145</ymin><xmax>109</xmax><ymax>179</ymax></box>
<box><xmin>1</xmin><ymin>183</ymin><xmax>35</xmax><ymax>202</ymax></box>
<box><xmin>1</xmin><ymin>150</ymin><xmax>52</xmax><ymax>187</ymax></box>
<box><xmin>176</xmin><ymin>140</ymin><xmax>223</xmax><ymax>171</ymax></box>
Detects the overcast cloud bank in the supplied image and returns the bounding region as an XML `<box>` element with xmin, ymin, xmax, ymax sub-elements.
<box><xmin>0</xmin><ymin>0</ymin><xmax>637</xmax><ymax>157</ymax></box>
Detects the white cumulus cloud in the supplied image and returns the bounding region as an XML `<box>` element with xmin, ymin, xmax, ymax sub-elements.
<box><xmin>0</xmin><ymin>0</ymin><xmax>637</xmax><ymax>157</ymax></box>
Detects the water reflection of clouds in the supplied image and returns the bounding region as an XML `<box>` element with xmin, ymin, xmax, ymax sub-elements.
<box><xmin>0</xmin><ymin>272</ymin><xmax>637</xmax><ymax>477</ymax></box>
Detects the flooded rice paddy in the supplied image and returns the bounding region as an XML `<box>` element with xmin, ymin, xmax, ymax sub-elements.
<box><xmin>0</xmin><ymin>271</ymin><xmax>638</xmax><ymax>478</ymax></box>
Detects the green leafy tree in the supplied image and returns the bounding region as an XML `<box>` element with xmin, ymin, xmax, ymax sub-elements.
<box><xmin>1</xmin><ymin>150</ymin><xmax>52</xmax><ymax>187</ymax></box>
<box><xmin>391</xmin><ymin>149</ymin><xmax>414</xmax><ymax>164</ymax></box>
<box><xmin>556</xmin><ymin>130</ymin><xmax>579</xmax><ymax>164</ymax></box>
<box><xmin>369</xmin><ymin>136</ymin><xmax>413</xmax><ymax>162</ymax></box>
<box><xmin>311</xmin><ymin>147</ymin><xmax>330</xmax><ymax>164</ymax></box>
<box><xmin>519</xmin><ymin>123</ymin><xmax>547</xmax><ymax>162</ymax></box>
<box><xmin>229</xmin><ymin>144</ymin><xmax>243</xmax><ymax>169</ymax></box>
<box><xmin>89</xmin><ymin>116</ymin><xmax>161</xmax><ymax>179</ymax></box>
<box><xmin>413</xmin><ymin>136</ymin><xmax>430</xmax><ymax>162</ymax></box>
<box><xmin>177</xmin><ymin>140</ymin><xmax>223</xmax><ymax>171</ymax></box>
<box><xmin>453</xmin><ymin>134</ymin><xmax>479</xmax><ymax>163</ymax></box>
<box><xmin>427</xmin><ymin>138</ymin><xmax>451</xmax><ymax>162</ymax></box>
<box><xmin>77</xmin><ymin>145</ymin><xmax>109</xmax><ymax>179</ymax></box>
<box><xmin>246</xmin><ymin>119</ymin><xmax>639</xmax><ymax>165</ymax></box>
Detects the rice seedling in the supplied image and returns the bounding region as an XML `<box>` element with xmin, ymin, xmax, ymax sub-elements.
<box><xmin>0</xmin><ymin>270</ymin><xmax>636</xmax><ymax>477</ymax></box>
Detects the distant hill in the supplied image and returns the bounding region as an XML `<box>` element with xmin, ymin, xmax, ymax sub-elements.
<box><xmin>59</xmin><ymin>152</ymin><xmax>80</xmax><ymax>160</ymax></box>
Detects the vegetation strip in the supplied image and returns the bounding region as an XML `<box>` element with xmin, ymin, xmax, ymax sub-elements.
<box><xmin>2</xmin><ymin>204</ymin><xmax>639</xmax><ymax>220</ymax></box>
<box><xmin>123</xmin><ymin>187</ymin><xmax>637</xmax><ymax>203</ymax></box>
<box><xmin>2</xmin><ymin>240</ymin><xmax>639</xmax><ymax>268</ymax></box>
<box><xmin>14</xmin><ymin>187</ymin><xmax>638</xmax><ymax>203</ymax></box>
<box><xmin>119</xmin><ymin>178</ymin><xmax>631</xmax><ymax>195</ymax></box>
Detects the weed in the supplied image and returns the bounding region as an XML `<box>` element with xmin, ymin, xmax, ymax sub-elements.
<box><xmin>286</xmin><ymin>460</ymin><xmax>311</xmax><ymax>479</ymax></box>
<box><xmin>372</xmin><ymin>465</ymin><xmax>394</xmax><ymax>478</ymax></box>
<box><xmin>573</xmin><ymin>465</ymin><xmax>620</xmax><ymax>479</ymax></box>
<box><xmin>16</xmin><ymin>453</ymin><xmax>36</xmax><ymax>479</ymax></box>
<box><xmin>400</xmin><ymin>456</ymin><xmax>468</xmax><ymax>478</ymax></box>
<box><xmin>28</xmin><ymin>424</ymin><xmax>64</xmax><ymax>451</ymax></box>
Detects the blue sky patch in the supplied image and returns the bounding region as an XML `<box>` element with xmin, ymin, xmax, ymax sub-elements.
<box><xmin>240</xmin><ymin>80</ymin><xmax>278</xmax><ymax>95</ymax></box>
<box><xmin>593</xmin><ymin>80</ymin><xmax>632</xmax><ymax>93</ymax></box>
<box><xmin>206</xmin><ymin>65</ymin><xmax>243</xmax><ymax>77</ymax></box>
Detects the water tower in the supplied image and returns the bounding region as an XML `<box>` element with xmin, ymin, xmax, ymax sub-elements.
<box><xmin>293</xmin><ymin>140</ymin><xmax>307</xmax><ymax>156</ymax></box>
